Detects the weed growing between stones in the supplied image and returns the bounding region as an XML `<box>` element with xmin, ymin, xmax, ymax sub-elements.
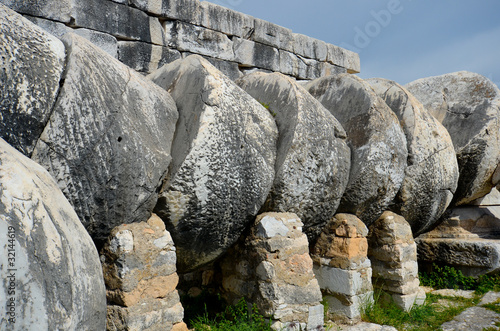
<box><xmin>259</xmin><ymin>101</ymin><xmax>276</xmax><ymax>117</ymax></box>
<box><xmin>361</xmin><ymin>290</ymin><xmax>476</xmax><ymax>331</ymax></box>
<box><xmin>189</xmin><ymin>297</ymin><xmax>273</xmax><ymax>331</ymax></box>
<box><xmin>419</xmin><ymin>263</ymin><xmax>500</xmax><ymax>294</ymax></box>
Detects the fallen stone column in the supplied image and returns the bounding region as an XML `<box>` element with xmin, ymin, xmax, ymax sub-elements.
<box><xmin>311</xmin><ymin>214</ymin><xmax>373</xmax><ymax>322</ymax></box>
<box><xmin>368</xmin><ymin>211</ymin><xmax>425</xmax><ymax>311</ymax></box>
<box><xmin>101</xmin><ymin>214</ymin><xmax>187</xmax><ymax>331</ymax></box>
<box><xmin>220</xmin><ymin>212</ymin><xmax>324</xmax><ymax>330</ymax></box>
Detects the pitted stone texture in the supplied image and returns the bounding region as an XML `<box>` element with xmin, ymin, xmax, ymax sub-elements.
<box><xmin>118</xmin><ymin>41</ymin><xmax>181</xmax><ymax>74</ymax></box>
<box><xmin>406</xmin><ymin>71</ymin><xmax>500</xmax><ymax>205</ymax></box>
<box><xmin>416</xmin><ymin>202</ymin><xmax>500</xmax><ymax>276</ymax></box>
<box><xmin>368</xmin><ymin>211</ymin><xmax>423</xmax><ymax>310</ymax></box>
<box><xmin>101</xmin><ymin>214</ymin><xmax>178</xmax><ymax>306</ymax></box>
<box><xmin>200</xmin><ymin>1</ymin><xmax>254</xmax><ymax>38</ymax></box>
<box><xmin>181</xmin><ymin>52</ymin><xmax>242</xmax><ymax>81</ymax></box>
<box><xmin>233</xmin><ymin>37</ymin><xmax>280</xmax><ymax>72</ymax></box>
<box><xmin>236</xmin><ymin>72</ymin><xmax>350</xmax><ymax>241</ymax></box>
<box><xmin>0</xmin><ymin>5</ymin><xmax>65</xmax><ymax>157</ymax></box>
<box><xmin>416</xmin><ymin>237</ymin><xmax>500</xmax><ymax>277</ymax></box>
<box><xmin>252</xmin><ymin>18</ymin><xmax>293</xmax><ymax>51</ymax></box>
<box><xmin>72</xmin><ymin>0</ymin><xmax>165</xmax><ymax>45</ymax></box>
<box><xmin>440</xmin><ymin>306</ymin><xmax>500</xmax><ymax>331</ymax></box>
<box><xmin>73</xmin><ymin>28</ymin><xmax>118</xmax><ymax>58</ymax></box>
<box><xmin>165</xmin><ymin>21</ymin><xmax>234</xmax><ymax>61</ymax></box>
<box><xmin>305</xmin><ymin>74</ymin><xmax>407</xmax><ymax>226</ymax></box>
<box><xmin>31</xmin><ymin>33</ymin><xmax>178</xmax><ymax>242</ymax></box>
<box><xmin>0</xmin><ymin>138</ymin><xmax>106</xmax><ymax>330</ymax></box>
<box><xmin>312</xmin><ymin>214</ymin><xmax>369</xmax><ymax>270</ymax></box>
<box><xmin>367</xmin><ymin>78</ymin><xmax>459</xmax><ymax>236</ymax></box>
<box><xmin>149</xmin><ymin>55</ymin><xmax>277</xmax><ymax>272</ymax></box>
<box><xmin>107</xmin><ymin>292</ymin><xmax>186</xmax><ymax>331</ymax></box>
<box><xmin>312</xmin><ymin>214</ymin><xmax>373</xmax><ymax>321</ymax></box>
<box><xmin>101</xmin><ymin>214</ymin><xmax>185</xmax><ymax>330</ymax></box>
<box><xmin>0</xmin><ymin>0</ymin><xmax>73</xmax><ymax>23</ymax></box>
<box><xmin>23</xmin><ymin>14</ymin><xmax>72</xmax><ymax>38</ymax></box>
<box><xmin>130</xmin><ymin>0</ymin><xmax>200</xmax><ymax>24</ymax></box>
<box><xmin>220</xmin><ymin>213</ymin><xmax>323</xmax><ymax>330</ymax></box>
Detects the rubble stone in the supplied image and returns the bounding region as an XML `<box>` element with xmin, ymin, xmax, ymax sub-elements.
<box><xmin>368</xmin><ymin>211</ymin><xmax>424</xmax><ymax>311</ymax></box>
<box><xmin>102</xmin><ymin>214</ymin><xmax>186</xmax><ymax>331</ymax></box>
<box><xmin>221</xmin><ymin>213</ymin><xmax>323</xmax><ymax>330</ymax></box>
<box><xmin>312</xmin><ymin>214</ymin><xmax>373</xmax><ymax>321</ymax></box>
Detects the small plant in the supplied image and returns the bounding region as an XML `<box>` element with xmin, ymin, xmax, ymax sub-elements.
<box><xmin>419</xmin><ymin>263</ymin><xmax>500</xmax><ymax>294</ymax></box>
<box><xmin>419</xmin><ymin>263</ymin><xmax>475</xmax><ymax>290</ymax></box>
<box><xmin>260</xmin><ymin>101</ymin><xmax>277</xmax><ymax>117</ymax></box>
<box><xmin>190</xmin><ymin>297</ymin><xmax>273</xmax><ymax>331</ymax></box>
<box><xmin>361</xmin><ymin>289</ymin><xmax>475</xmax><ymax>331</ymax></box>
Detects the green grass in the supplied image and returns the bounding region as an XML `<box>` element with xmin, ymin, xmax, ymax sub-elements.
<box><xmin>419</xmin><ymin>263</ymin><xmax>500</xmax><ymax>294</ymax></box>
<box><xmin>361</xmin><ymin>290</ymin><xmax>477</xmax><ymax>331</ymax></box>
<box><xmin>189</xmin><ymin>297</ymin><xmax>273</xmax><ymax>331</ymax></box>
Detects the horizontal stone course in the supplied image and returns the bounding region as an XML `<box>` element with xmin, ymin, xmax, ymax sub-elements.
<box><xmin>2</xmin><ymin>0</ymin><xmax>360</xmax><ymax>78</ymax></box>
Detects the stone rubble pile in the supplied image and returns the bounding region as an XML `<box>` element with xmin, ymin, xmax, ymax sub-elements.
<box><xmin>101</xmin><ymin>214</ymin><xmax>187</xmax><ymax>331</ymax></box>
<box><xmin>220</xmin><ymin>213</ymin><xmax>324</xmax><ymax>330</ymax></box>
<box><xmin>311</xmin><ymin>214</ymin><xmax>373</xmax><ymax>322</ymax></box>
<box><xmin>368</xmin><ymin>212</ymin><xmax>425</xmax><ymax>311</ymax></box>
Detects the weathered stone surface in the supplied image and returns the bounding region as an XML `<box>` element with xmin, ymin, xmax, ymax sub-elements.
<box><xmin>368</xmin><ymin>212</ymin><xmax>423</xmax><ymax>310</ymax></box>
<box><xmin>472</xmin><ymin>187</ymin><xmax>500</xmax><ymax>206</ymax></box>
<box><xmin>336</xmin><ymin>323</ymin><xmax>397</xmax><ymax>331</ymax></box>
<box><xmin>101</xmin><ymin>214</ymin><xmax>178</xmax><ymax>304</ymax></box>
<box><xmin>0</xmin><ymin>5</ymin><xmax>65</xmax><ymax>156</ymax></box>
<box><xmin>406</xmin><ymin>71</ymin><xmax>500</xmax><ymax>205</ymax></box>
<box><xmin>74</xmin><ymin>28</ymin><xmax>118</xmax><ymax>58</ymax></box>
<box><xmin>233</xmin><ymin>37</ymin><xmax>280</xmax><ymax>71</ymax></box>
<box><xmin>107</xmin><ymin>293</ymin><xmax>185</xmax><ymax>331</ymax></box>
<box><xmin>480</xmin><ymin>291</ymin><xmax>500</xmax><ymax>305</ymax></box>
<box><xmin>165</xmin><ymin>21</ymin><xmax>234</xmax><ymax>61</ymax></box>
<box><xmin>236</xmin><ymin>72</ymin><xmax>350</xmax><ymax>241</ymax></box>
<box><xmin>102</xmin><ymin>214</ymin><xmax>185</xmax><ymax>330</ymax></box>
<box><xmin>417</xmin><ymin>237</ymin><xmax>500</xmax><ymax>276</ymax></box>
<box><xmin>416</xmin><ymin>200</ymin><xmax>500</xmax><ymax>276</ymax></box>
<box><xmin>252</xmin><ymin>18</ymin><xmax>293</xmax><ymax>51</ymax></box>
<box><xmin>313</xmin><ymin>214</ymin><xmax>369</xmax><ymax>270</ymax></box>
<box><xmin>23</xmin><ymin>14</ymin><xmax>72</xmax><ymax>38</ymax></box>
<box><xmin>118</xmin><ymin>41</ymin><xmax>181</xmax><ymax>74</ymax></box>
<box><xmin>432</xmin><ymin>289</ymin><xmax>475</xmax><ymax>299</ymax></box>
<box><xmin>220</xmin><ymin>213</ymin><xmax>323</xmax><ymax>329</ymax></box>
<box><xmin>326</xmin><ymin>44</ymin><xmax>361</xmax><ymax>74</ymax></box>
<box><xmin>149</xmin><ymin>55</ymin><xmax>277</xmax><ymax>272</ymax></box>
<box><xmin>312</xmin><ymin>214</ymin><xmax>373</xmax><ymax>321</ymax></box>
<box><xmin>305</xmin><ymin>75</ymin><xmax>407</xmax><ymax>226</ymax></box>
<box><xmin>0</xmin><ymin>138</ymin><xmax>106</xmax><ymax>330</ymax></box>
<box><xmin>182</xmin><ymin>52</ymin><xmax>242</xmax><ymax>81</ymax></box>
<box><xmin>130</xmin><ymin>0</ymin><xmax>201</xmax><ymax>24</ymax></box>
<box><xmin>72</xmin><ymin>0</ymin><xmax>164</xmax><ymax>45</ymax></box>
<box><xmin>31</xmin><ymin>33</ymin><xmax>178</xmax><ymax>242</ymax></box>
<box><xmin>200</xmin><ymin>1</ymin><xmax>254</xmax><ymax>38</ymax></box>
<box><xmin>440</xmin><ymin>306</ymin><xmax>500</xmax><ymax>331</ymax></box>
<box><xmin>0</xmin><ymin>0</ymin><xmax>73</xmax><ymax>23</ymax></box>
<box><xmin>367</xmin><ymin>78</ymin><xmax>459</xmax><ymax>235</ymax></box>
<box><xmin>292</xmin><ymin>33</ymin><xmax>327</xmax><ymax>61</ymax></box>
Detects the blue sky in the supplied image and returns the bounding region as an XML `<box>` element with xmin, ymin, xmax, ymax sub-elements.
<box><xmin>205</xmin><ymin>0</ymin><xmax>500</xmax><ymax>87</ymax></box>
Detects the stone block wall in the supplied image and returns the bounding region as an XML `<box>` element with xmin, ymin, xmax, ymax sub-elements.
<box><xmin>1</xmin><ymin>0</ymin><xmax>360</xmax><ymax>80</ymax></box>
<box><xmin>311</xmin><ymin>214</ymin><xmax>373</xmax><ymax>322</ymax></box>
<box><xmin>220</xmin><ymin>213</ymin><xmax>324</xmax><ymax>330</ymax></box>
<box><xmin>368</xmin><ymin>211</ymin><xmax>425</xmax><ymax>312</ymax></box>
<box><xmin>101</xmin><ymin>214</ymin><xmax>187</xmax><ymax>331</ymax></box>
